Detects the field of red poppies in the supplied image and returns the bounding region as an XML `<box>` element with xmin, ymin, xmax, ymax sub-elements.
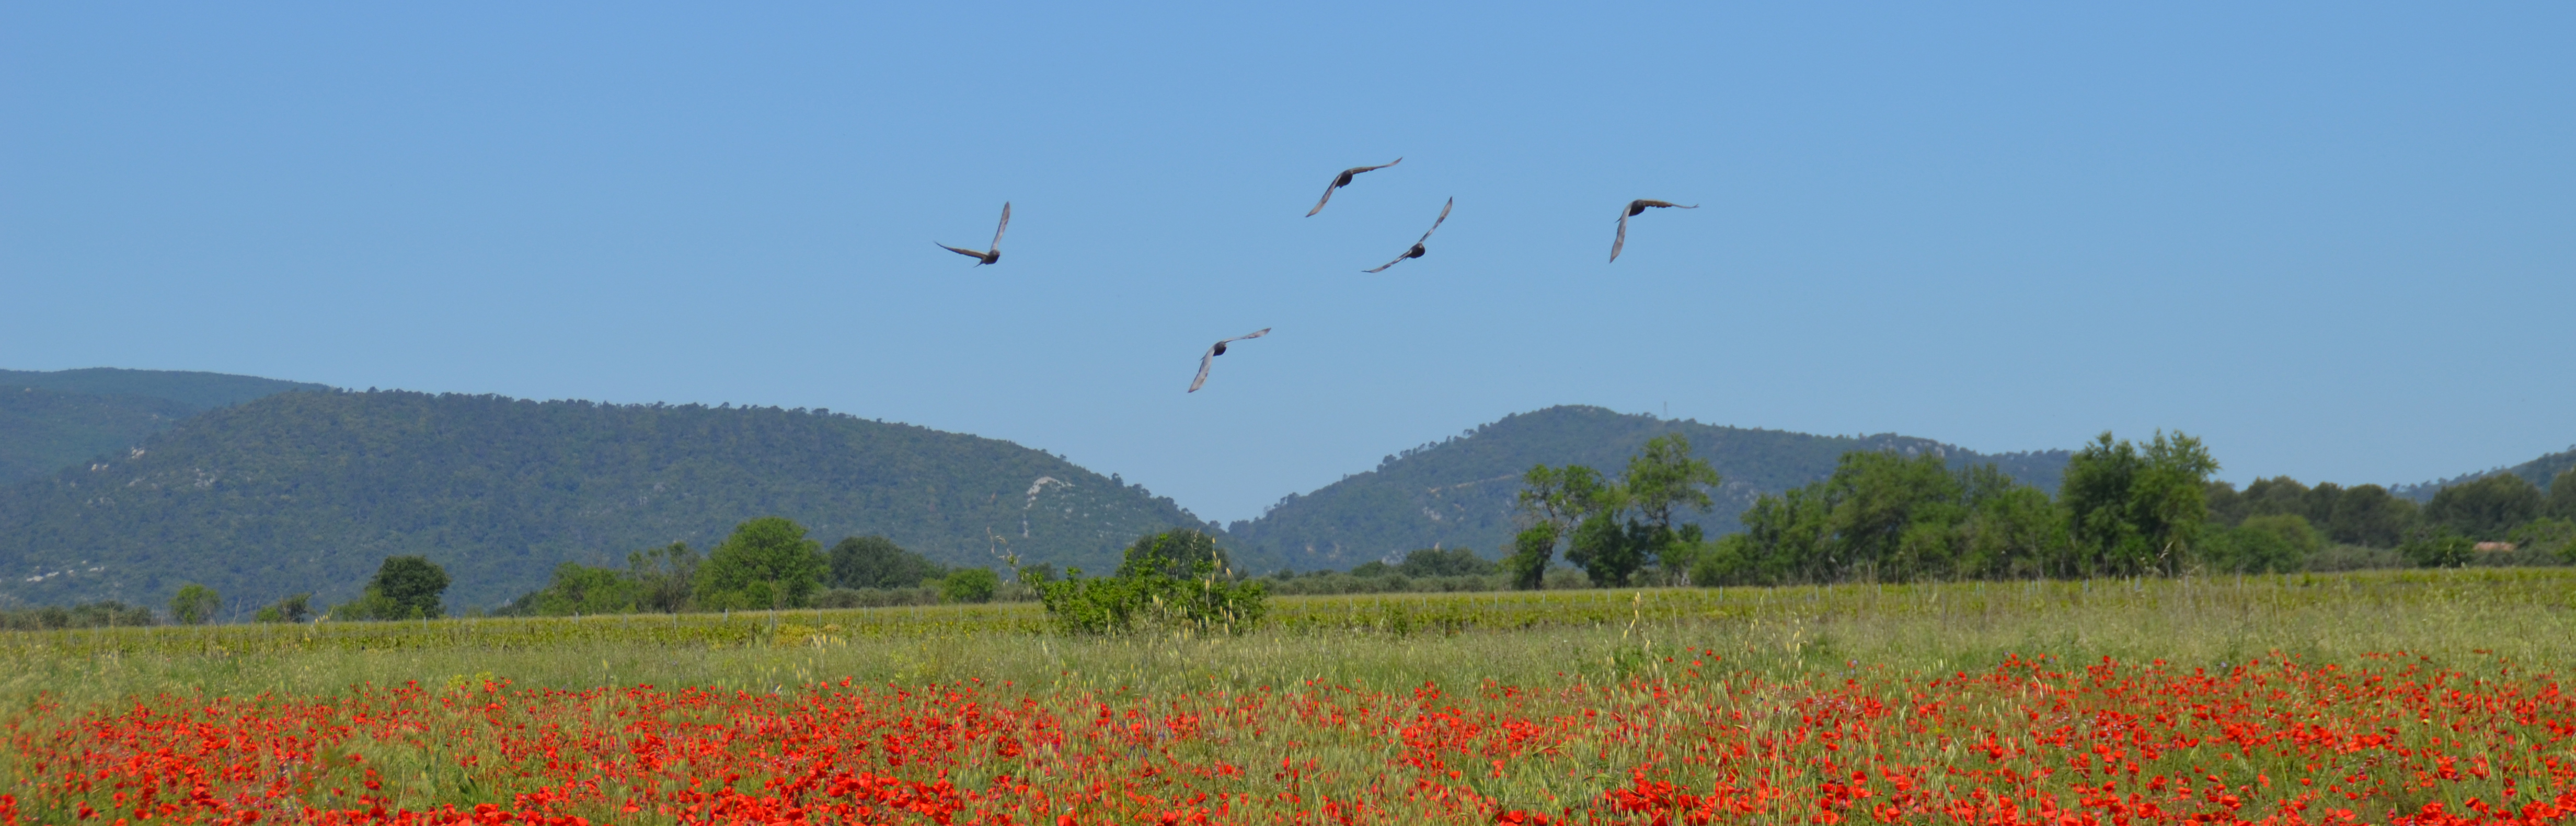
<box><xmin>8</xmin><ymin>646</ymin><xmax>2573</xmax><ymax>826</ymax></box>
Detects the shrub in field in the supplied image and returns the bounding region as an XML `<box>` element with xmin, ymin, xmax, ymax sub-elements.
<box><xmin>626</xmin><ymin>541</ymin><xmax>699</xmax><ymax>612</ymax></box>
<box><xmin>2205</xmin><ymin>513</ymin><xmax>2324</xmax><ymax>574</ymax></box>
<box><xmin>167</xmin><ymin>583</ymin><xmax>218</xmax><ymax>625</ymax></box>
<box><xmin>695</xmin><ymin>517</ymin><xmax>829</xmax><ymax>610</ymax></box>
<box><xmin>2509</xmin><ymin>516</ymin><xmax>2576</xmax><ymax>561</ymax></box>
<box><xmin>1034</xmin><ymin>529</ymin><xmax>1266</xmax><ymax>634</ymax></box>
<box><xmin>0</xmin><ymin>600</ymin><xmax>155</xmax><ymax>630</ymax></box>
<box><xmin>2426</xmin><ymin>473</ymin><xmax>2545</xmax><ymax>541</ymax></box>
<box><xmin>331</xmin><ymin>555</ymin><xmax>451</xmax><ymax>620</ymax></box>
<box><xmin>2399</xmin><ymin>526</ymin><xmax>2476</xmax><ymax>568</ymax></box>
<box><xmin>516</xmin><ymin>562</ymin><xmax>641</xmax><ymax>615</ymax></box>
<box><xmin>940</xmin><ymin>567</ymin><xmax>999</xmax><ymax>603</ymax></box>
<box><xmin>1397</xmin><ymin>546</ymin><xmax>1496</xmax><ymax>577</ymax></box>
<box><xmin>251</xmin><ymin>592</ymin><xmax>312</xmax><ymax>623</ymax></box>
<box><xmin>1712</xmin><ymin>453</ymin><xmax>2063</xmax><ymax>584</ymax></box>
<box><xmin>827</xmin><ymin>534</ymin><xmax>947</xmax><ymax>589</ymax></box>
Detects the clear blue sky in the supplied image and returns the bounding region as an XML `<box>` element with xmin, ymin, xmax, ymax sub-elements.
<box><xmin>5</xmin><ymin>3</ymin><xmax>2570</xmax><ymax>524</ymax></box>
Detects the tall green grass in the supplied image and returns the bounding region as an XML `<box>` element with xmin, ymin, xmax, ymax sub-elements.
<box><xmin>3</xmin><ymin>568</ymin><xmax>2568</xmax><ymax>711</ymax></box>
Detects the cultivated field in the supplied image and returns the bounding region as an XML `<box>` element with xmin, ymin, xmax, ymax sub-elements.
<box><xmin>5</xmin><ymin>569</ymin><xmax>2574</xmax><ymax>825</ymax></box>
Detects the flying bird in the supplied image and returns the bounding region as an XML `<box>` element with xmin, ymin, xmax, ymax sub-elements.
<box><xmin>935</xmin><ymin>202</ymin><xmax>1012</xmax><ymax>265</ymax></box>
<box><xmin>1188</xmin><ymin>328</ymin><xmax>1271</xmax><ymax>393</ymax></box>
<box><xmin>1609</xmin><ymin>199</ymin><xmax>1697</xmax><ymax>262</ymax></box>
<box><xmin>1305</xmin><ymin>158</ymin><xmax>1402</xmax><ymax>216</ymax></box>
<box><xmin>1363</xmin><ymin>197</ymin><xmax>1453</xmax><ymax>273</ymax></box>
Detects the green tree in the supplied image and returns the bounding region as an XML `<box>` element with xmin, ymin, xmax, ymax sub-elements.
<box><xmin>524</xmin><ymin>562</ymin><xmax>640</xmax><ymax>615</ymax></box>
<box><xmin>334</xmin><ymin>556</ymin><xmax>451</xmax><ymax>620</ymax></box>
<box><xmin>169</xmin><ymin>583</ymin><xmax>220</xmax><ymax>625</ymax></box>
<box><xmin>627</xmin><ymin>542</ymin><xmax>700</xmax><ymax>613</ymax></box>
<box><xmin>2206</xmin><ymin>514</ymin><xmax>2322</xmax><ymax>574</ymax></box>
<box><xmin>695</xmin><ymin>517</ymin><xmax>829</xmax><ymax>611</ymax></box>
<box><xmin>2425</xmin><ymin>475</ymin><xmax>2545</xmax><ymax>541</ymax></box>
<box><xmin>1116</xmin><ymin>529</ymin><xmax>1232</xmax><ymax>579</ymax></box>
<box><xmin>827</xmin><ymin>535</ymin><xmax>948</xmax><ymax>589</ymax></box>
<box><xmin>2505</xmin><ymin>517</ymin><xmax>2575</xmax><ymax>561</ymax></box>
<box><xmin>2322</xmin><ymin>484</ymin><xmax>2417</xmax><ymax>548</ymax></box>
<box><xmin>2549</xmin><ymin>468</ymin><xmax>2576</xmax><ymax>520</ymax></box>
<box><xmin>1616</xmin><ymin>434</ymin><xmax>1721</xmax><ymax>585</ymax></box>
<box><xmin>1953</xmin><ymin>485</ymin><xmax>2066</xmax><ymax>578</ymax></box>
<box><xmin>940</xmin><ymin>568</ymin><xmax>1000</xmax><ymax>603</ymax></box>
<box><xmin>2058</xmin><ymin>431</ymin><xmax>2218</xmax><ymax>577</ymax></box>
<box><xmin>252</xmin><ymin>593</ymin><xmax>313</xmax><ymax>623</ymax></box>
<box><xmin>1503</xmin><ymin>524</ymin><xmax>1559</xmax><ymax>590</ymax></box>
<box><xmin>1033</xmin><ymin>529</ymin><xmax>1267</xmax><ymax>634</ymax></box>
<box><xmin>1509</xmin><ymin>464</ymin><xmax>1610</xmax><ymax>588</ymax></box>
<box><xmin>2399</xmin><ymin>527</ymin><xmax>2475</xmax><ymax>568</ymax></box>
<box><xmin>1396</xmin><ymin>546</ymin><xmax>1495</xmax><ymax>577</ymax></box>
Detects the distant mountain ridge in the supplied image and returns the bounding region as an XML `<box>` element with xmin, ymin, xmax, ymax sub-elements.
<box><xmin>0</xmin><ymin>390</ymin><xmax>1216</xmax><ymax>610</ymax></box>
<box><xmin>1225</xmin><ymin>405</ymin><xmax>2073</xmax><ymax>572</ymax></box>
<box><xmin>0</xmin><ymin>368</ymin><xmax>329</xmax><ymax>485</ymax></box>
<box><xmin>2391</xmin><ymin>446</ymin><xmax>2575</xmax><ymax>502</ymax></box>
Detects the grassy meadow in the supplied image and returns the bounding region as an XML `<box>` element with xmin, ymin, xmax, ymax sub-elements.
<box><xmin>6</xmin><ymin>569</ymin><xmax>2574</xmax><ymax>824</ymax></box>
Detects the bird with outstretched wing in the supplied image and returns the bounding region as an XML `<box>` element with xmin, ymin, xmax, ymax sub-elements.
<box><xmin>1364</xmin><ymin>198</ymin><xmax>1453</xmax><ymax>273</ymax></box>
<box><xmin>1189</xmin><ymin>328</ymin><xmax>1272</xmax><ymax>393</ymax></box>
<box><xmin>1306</xmin><ymin>158</ymin><xmax>1402</xmax><ymax>216</ymax></box>
<box><xmin>1609</xmin><ymin>199</ymin><xmax>1696</xmax><ymax>263</ymax></box>
<box><xmin>936</xmin><ymin>202</ymin><xmax>1012</xmax><ymax>265</ymax></box>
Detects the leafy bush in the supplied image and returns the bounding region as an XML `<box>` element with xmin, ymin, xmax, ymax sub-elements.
<box><xmin>1396</xmin><ymin>547</ymin><xmax>1496</xmax><ymax>577</ymax></box>
<box><xmin>2205</xmin><ymin>514</ymin><xmax>2324</xmax><ymax>574</ymax></box>
<box><xmin>169</xmin><ymin>583</ymin><xmax>220</xmax><ymax>625</ymax></box>
<box><xmin>1033</xmin><ymin>530</ymin><xmax>1267</xmax><ymax>634</ymax></box>
<box><xmin>695</xmin><ymin>517</ymin><xmax>828</xmax><ymax>610</ymax></box>
<box><xmin>332</xmin><ymin>556</ymin><xmax>451</xmax><ymax>621</ymax></box>
<box><xmin>2398</xmin><ymin>527</ymin><xmax>2476</xmax><ymax>569</ymax></box>
<box><xmin>829</xmin><ymin>535</ymin><xmax>948</xmax><ymax>590</ymax></box>
<box><xmin>253</xmin><ymin>593</ymin><xmax>313</xmax><ymax>623</ymax></box>
<box><xmin>2507</xmin><ymin>517</ymin><xmax>2576</xmax><ymax>562</ymax></box>
<box><xmin>941</xmin><ymin>568</ymin><xmax>1000</xmax><ymax>603</ymax></box>
<box><xmin>0</xmin><ymin>601</ymin><xmax>156</xmax><ymax>630</ymax></box>
<box><xmin>506</xmin><ymin>562</ymin><xmax>641</xmax><ymax>616</ymax></box>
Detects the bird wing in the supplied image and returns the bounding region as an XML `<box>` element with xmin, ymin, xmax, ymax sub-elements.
<box><xmin>1364</xmin><ymin>254</ymin><xmax>1407</xmax><ymax>273</ymax></box>
<box><xmin>1610</xmin><ymin>211</ymin><xmax>1629</xmax><ymax>262</ymax></box>
<box><xmin>1638</xmin><ymin>200</ymin><xmax>1700</xmax><ymax>210</ymax></box>
<box><xmin>937</xmin><ymin>242</ymin><xmax>989</xmax><ymax>259</ymax></box>
<box><xmin>1306</xmin><ymin>181</ymin><xmax>1339</xmax><ymax>217</ymax></box>
<box><xmin>1414</xmin><ymin>197</ymin><xmax>1454</xmax><ymax>245</ymax></box>
<box><xmin>1349</xmin><ymin>157</ymin><xmax>1402</xmax><ymax>176</ymax></box>
<box><xmin>1188</xmin><ymin>346</ymin><xmax>1217</xmax><ymax>393</ymax></box>
<box><xmin>1224</xmin><ymin>328</ymin><xmax>1272</xmax><ymax>344</ymax></box>
<box><xmin>990</xmin><ymin>202</ymin><xmax>1011</xmax><ymax>250</ymax></box>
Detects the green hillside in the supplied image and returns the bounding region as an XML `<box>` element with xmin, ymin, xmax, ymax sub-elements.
<box><xmin>0</xmin><ymin>368</ymin><xmax>329</xmax><ymax>484</ymax></box>
<box><xmin>0</xmin><ymin>390</ymin><xmax>1217</xmax><ymax>611</ymax></box>
<box><xmin>2394</xmin><ymin>445</ymin><xmax>2576</xmax><ymax>502</ymax></box>
<box><xmin>1224</xmin><ymin>405</ymin><xmax>2069</xmax><ymax>572</ymax></box>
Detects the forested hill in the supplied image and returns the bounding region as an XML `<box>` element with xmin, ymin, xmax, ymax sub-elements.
<box><xmin>0</xmin><ymin>390</ymin><xmax>1215</xmax><ymax>610</ymax></box>
<box><xmin>0</xmin><ymin>368</ymin><xmax>330</xmax><ymax>484</ymax></box>
<box><xmin>1225</xmin><ymin>405</ymin><xmax>2069</xmax><ymax>572</ymax></box>
<box><xmin>2393</xmin><ymin>446</ymin><xmax>2576</xmax><ymax>503</ymax></box>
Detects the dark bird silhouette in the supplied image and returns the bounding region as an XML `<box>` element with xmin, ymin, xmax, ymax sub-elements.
<box><xmin>1609</xmin><ymin>199</ymin><xmax>1697</xmax><ymax>262</ymax></box>
<box><xmin>1305</xmin><ymin>158</ymin><xmax>1402</xmax><ymax>216</ymax></box>
<box><xmin>1364</xmin><ymin>198</ymin><xmax>1453</xmax><ymax>273</ymax></box>
<box><xmin>935</xmin><ymin>202</ymin><xmax>1012</xmax><ymax>265</ymax></box>
<box><xmin>1189</xmin><ymin>328</ymin><xmax>1272</xmax><ymax>393</ymax></box>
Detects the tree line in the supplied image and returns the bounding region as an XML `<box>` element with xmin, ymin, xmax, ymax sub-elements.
<box><xmin>14</xmin><ymin>429</ymin><xmax>2572</xmax><ymax>629</ymax></box>
<box><xmin>1504</xmin><ymin>431</ymin><xmax>2576</xmax><ymax>587</ymax></box>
